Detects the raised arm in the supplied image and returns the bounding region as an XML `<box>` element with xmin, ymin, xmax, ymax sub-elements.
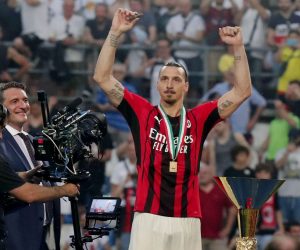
<box><xmin>217</xmin><ymin>27</ymin><xmax>252</xmax><ymax>119</ymax></box>
<box><xmin>93</xmin><ymin>9</ymin><xmax>140</xmax><ymax>107</ymax></box>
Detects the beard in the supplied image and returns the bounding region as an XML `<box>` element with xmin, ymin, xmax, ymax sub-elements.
<box><xmin>164</xmin><ymin>98</ymin><xmax>177</xmax><ymax>105</ymax></box>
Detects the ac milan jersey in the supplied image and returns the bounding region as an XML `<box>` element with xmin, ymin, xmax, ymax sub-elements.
<box><xmin>118</xmin><ymin>89</ymin><xmax>222</xmax><ymax>218</ymax></box>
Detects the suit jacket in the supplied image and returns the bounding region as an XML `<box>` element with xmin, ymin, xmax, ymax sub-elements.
<box><xmin>0</xmin><ymin>128</ymin><xmax>59</xmax><ymax>250</ymax></box>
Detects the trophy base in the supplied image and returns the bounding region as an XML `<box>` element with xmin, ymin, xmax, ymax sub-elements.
<box><xmin>236</xmin><ymin>237</ymin><xmax>257</xmax><ymax>250</ymax></box>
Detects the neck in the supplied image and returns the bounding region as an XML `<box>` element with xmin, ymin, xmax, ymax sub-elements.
<box><xmin>160</xmin><ymin>101</ymin><xmax>183</xmax><ymax>117</ymax></box>
<box><xmin>218</xmin><ymin>129</ymin><xmax>230</xmax><ymax>141</ymax></box>
<box><xmin>7</xmin><ymin>122</ymin><xmax>23</xmax><ymax>132</ymax></box>
<box><xmin>280</xmin><ymin>10</ymin><xmax>292</xmax><ymax>18</ymax></box>
<box><xmin>200</xmin><ymin>181</ymin><xmax>214</xmax><ymax>191</ymax></box>
<box><xmin>234</xmin><ymin>162</ymin><xmax>248</xmax><ymax>170</ymax></box>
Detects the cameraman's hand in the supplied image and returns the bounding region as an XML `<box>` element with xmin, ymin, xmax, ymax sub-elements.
<box><xmin>18</xmin><ymin>165</ymin><xmax>42</xmax><ymax>182</ymax></box>
<box><xmin>61</xmin><ymin>183</ymin><xmax>80</xmax><ymax>197</ymax></box>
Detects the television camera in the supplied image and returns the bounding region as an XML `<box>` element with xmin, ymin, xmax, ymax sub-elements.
<box><xmin>33</xmin><ymin>91</ymin><xmax>121</xmax><ymax>249</ymax></box>
<box><xmin>33</xmin><ymin>91</ymin><xmax>107</xmax><ymax>182</ymax></box>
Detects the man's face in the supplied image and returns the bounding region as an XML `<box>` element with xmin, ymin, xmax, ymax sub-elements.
<box><xmin>63</xmin><ymin>0</ymin><xmax>75</xmax><ymax>19</ymax></box>
<box><xmin>235</xmin><ymin>152</ymin><xmax>249</xmax><ymax>165</ymax></box>
<box><xmin>285</xmin><ymin>83</ymin><xmax>300</xmax><ymax>100</ymax></box>
<box><xmin>2</xmin><ymin>87</ymin><xmax>30</xmax><ymax>130</ymax></box>
<box><xmin>157</xmin><ymin>66</ymin><xmax>188</xmax><ymax>105</ymax></box>
<box><xmin>165</xmin><ymin>0</ymin><xmax>177</xmax><ymax>10</ymax></box>
<box><xmin>156</xmin><ymin>40</ymin><xmax>171</xmax><ymax>59</ymax></box>
<box><xmin>199</xmin><ymin>165</ymin><xmax>213</xmax><ymax>185</ymax></box>
<box><xmin>95</xmin><ymin>5</ymin><xmax>107</xmax><ymax>22</ymax></box>
<box><xmin>278</xmin><ymin>0</ymin><xmax>292</xmax><ymax>12</ymax></box>
<box><xmin>179</xmin><ymin>0</ymin><xmax>191</xmax><ymax>15</ymax></box>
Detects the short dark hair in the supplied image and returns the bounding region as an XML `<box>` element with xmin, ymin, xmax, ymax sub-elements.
<box><xmin>0</xmin><ymin>81</ymin><xmax>26</xmax><ymax>103</ymax></box>
<box><xmin>255</xmin><ymin>163</ymin><xmax>274</xmax><ymax>175</ymax></box>
<box><xmin>162</xmin><ymin>61</ymin><xmax>188</xmax><ymax>82</ymax></box>
<box><xmin>230</xmin><ymin>145</ymin><xmax>249</xmax><ymax>161</ymax></box>
<box><xmin>289</xmin><ymin>79</ymin><xmax>300</xmax><ymax>87</ymax></box>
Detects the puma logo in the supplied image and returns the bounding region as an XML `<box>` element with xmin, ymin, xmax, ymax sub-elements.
<box><xmin>154</xmin><ymin>116</ymin><xmax>162</xmax><ymax>124</ymax></box>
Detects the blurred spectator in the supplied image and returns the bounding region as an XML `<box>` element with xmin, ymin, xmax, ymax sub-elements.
<box><xmin>83</xmin><ymin>3</ymin><xmax>112</xmax><ymax>92</ymax></box>
<box><xmin>239</xmin><ymin>0</ymin><xmax>270</xmax><ymax>88</ymax></box>
<box><xmin>48</xmin><ymin>0</ymin><xmax>85</xmax><ymax>85</ymax></box>
<box><xmin>255</xmin><ymin>163</ymin><xmax>285</xmax><ymax>250</ymax></box>
<box><xmin>200</xmin><ymin>0</ymin><xmax>238</xmax><ymax>78</ymax></box>
<box><xmin>295</xmin><ymin>0</ymin><xmax>300</xmax><ymax>15</ymax></box>
<box><xmin>123</xmin><ymin>0</ymin><xmax>156</xmax><ymax>91</ymax></box>
<box><xmin>109</xmin><ymin>0</ymin><xmax>130</xmax><ymax>18</ymax></box>
<box><xmin>27</xmin><ymin>101</ymin><xmax>43</xmax><ymax>136</ymax></box>
<box><xmin>156</xmin><ymin>0</ymin><xmax>179</xmax><ymax>36</ymax></box>
<box><xmin>83</xmin><ymin>3</ymin><xmax>112</xmax><ymax>46</ymax></box>
<box><xmin>0</xmin><ymin>26</ymin><xmax>30</xmax><ymax>82</ymax></box>
<box><xmin>285</xmin><ymin>80</ymin><xmax>300</xmax><ymax>118</ymax></box>
<box><xmin>96</xmin><ymin>63</ymin><xmax>137</xmax><ymax>145</ymax></box>
<box><xmin>260</xmin><ymin>100</ymin><xmax>299</xmax><ymax>163</ymax></box>
<box><xmin>76</xmin><ymin>0</ymin><xmax>112</xmax><ymax>20</ymax></box>
<box><xmin>287</xmin><ymin>221</ymin><xmax>300</xmax><ymax>250</ymax></box>
<box><xmin>166</xmin><ymin>0</ymin><xmax>205</xmax><ymax>89</ymax></box>
<box><xmin>199</xmin><ymin>163</ymin><xmax>236</xmax><ymax>250</ymax></box>
<box><xmin>201</xmin><ymin>0</ymin><xmax>238</xmax><ymax>45</ymax></box>
<box><xmin>208</xmin><ymin>119</ymin><xmax>251</xmax><ymax>176</ymax></box>
<box><xmin>275</xmin><ymin>29</ymin><xmax>300</xmax><ymax>96</ymax></box>
<box><xmin>144</xmin><ymin>37</ymin><xmax>187</xmax><ymax>105</ymax></box>
<box><xmin>275</xmin><ymin>133</ymin><xmax>300</xmax><ymax>225</ymax></box>
<box><xmin>208</xmin><ymin>120</ymin><xmax>237</xmax><ymax>176</ymax></box>
<box><xmin>13</xmin><ymin>0</ymin><xmax>49</xmax><ymax>60</ymax></box>
<box><xmin>0</xmin><ymin>0</ymin><xmax>21</xmax><ymax>41</ymax></box>
<box><xmin>223</xmin><ymin>145</ymin><xmax>255</xmax><ymax>177</ymax></box>
<box><xmin>267</xmin><ymin>0</ymin><xmax>300</xmax><ymax>49</ymax></box>
<box><xmin>48</xmin><ymin>0</ymin><xmax>63</xmax><ymax>21</ymax></box>
<box><xmin>265</xmin><ymin>234</ymin><xmax>298</xmax><ymax>250</ymax></box>
<box><xmin>286</xmin><ymin>221</ymin><xmax>300</xmax><ymax>238</ymax></box>
<box><xmin>110</xmin><ymin>134</ymin><xmax>137</xmax><ymax>250</ymax></box>
<box><xmin>49</xmin><ymin>0</ymin><xmax>85</xmax><ymax>63</ymax></box>
<box><xmin>201</xmin><ymin>54</ymin><xmax>266</xmax><ymax>134</ymax></box>
<box><xmin>128</xmin><ymin>0</ymin><xmax>157</xmax><ymax>45</ymax></box>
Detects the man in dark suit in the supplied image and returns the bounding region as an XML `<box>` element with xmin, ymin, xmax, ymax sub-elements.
<box><xmin>0</xmin><ymin>81</ymin><xmax>60</xmax><ymax>250</ymax></box>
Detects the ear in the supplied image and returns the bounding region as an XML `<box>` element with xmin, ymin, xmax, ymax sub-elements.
<box><xmin>184</xmin><ymin>81</ymin><xmax>189</xmax><ymax>93</ymax></box>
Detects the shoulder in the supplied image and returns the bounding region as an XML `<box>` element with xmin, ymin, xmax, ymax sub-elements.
<box><xmin>119</xmin><ymin>88</ymin><xmax>152</xmax><ymax>110</ymax></box>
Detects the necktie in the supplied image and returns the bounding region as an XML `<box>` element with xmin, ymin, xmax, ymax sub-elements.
<box><xmin>18</xmin><ymin>133</ymin><xmax>40</xmax><ymax>167</ymax></box>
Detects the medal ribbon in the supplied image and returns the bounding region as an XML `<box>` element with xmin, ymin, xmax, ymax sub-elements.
<box><xmin>158</xmin><ymin>105</ymin><xmax>186</xmax><ymax>161</ymax></box>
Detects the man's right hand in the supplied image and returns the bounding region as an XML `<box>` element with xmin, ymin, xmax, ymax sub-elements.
<box><xmin>62</xmin><ymin>183</ymin><xmax>80</xmax><ymax>197</ymax></box>
<box><xmin>111</xmin><ymin>8</ymin><xmax>141</xmax><ymax>36</ymax></box>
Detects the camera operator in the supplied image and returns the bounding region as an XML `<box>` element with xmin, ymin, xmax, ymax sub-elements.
<box><xmin>0</xmin><ymin>102</ymin><xmax>79</xmax><ymax>250</ymax></box>
<box><xmin>0</xmin><ymin>81</ymin><xmax>64</xmax><ymax>250</ymax></box>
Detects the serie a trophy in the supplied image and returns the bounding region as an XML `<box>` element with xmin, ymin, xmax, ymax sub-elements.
<box><xmin>214</xmin><ymin>177</ymin><xmax>285</xmax><ymax>250</ymax></box>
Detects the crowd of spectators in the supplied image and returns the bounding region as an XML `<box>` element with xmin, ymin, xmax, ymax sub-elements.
<box><xmin>1</xmin><ymin>0</ymin><xmax>300</xmax><ymax>249</ymax></box>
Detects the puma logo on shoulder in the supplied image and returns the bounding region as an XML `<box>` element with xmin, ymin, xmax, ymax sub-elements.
<box><xmin>154</xmin><ymin>116</ymin><xmax>162</xmax><ymax>125</ymax></box>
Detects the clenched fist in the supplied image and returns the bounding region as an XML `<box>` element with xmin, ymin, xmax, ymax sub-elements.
<box><xmin>219</xmin><ymin>26</ymin><xmax>243</xmax><ymax>46</ymax></box>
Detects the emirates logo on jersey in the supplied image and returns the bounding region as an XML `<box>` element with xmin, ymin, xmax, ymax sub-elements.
<box><xmin>149</xmin><ymin>128</ymin><xmax>194</xmax><ymax>153</ymax></box>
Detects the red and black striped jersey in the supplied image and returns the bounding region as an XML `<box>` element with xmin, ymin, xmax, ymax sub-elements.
<box><xmin>118</xmin><ymin>89</ymin><xmax>222</xmax><ymax>218</ymax></box>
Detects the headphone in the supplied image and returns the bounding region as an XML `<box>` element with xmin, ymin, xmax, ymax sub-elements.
<box><xmin>0</xmin><ymin>104</ymin><xmax>7</xmax><ymax>128</ymax></box>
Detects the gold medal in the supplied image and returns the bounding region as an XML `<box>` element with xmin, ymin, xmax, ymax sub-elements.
<box><xmin>169</xmin><ymin>161</ymin><xmax>177</xmax><ymax>173</ymax></box>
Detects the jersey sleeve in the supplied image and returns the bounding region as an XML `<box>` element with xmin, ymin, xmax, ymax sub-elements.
<box><xmin>0</xmin><ymin>157</ymin><xmax>25</xmax><ymax>193</ymax></box>
<box><xmin>117</xmin><ymin>88</ymin><xmax>153</xmax><ymax>128</ymax></box>
<box><xmin>192</xmin><ymin>99</ymin><xmax>223</xmax><ymax>129</ymax></box>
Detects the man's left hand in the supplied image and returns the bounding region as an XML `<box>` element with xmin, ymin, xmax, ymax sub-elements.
<box><xmin>219</xmin><ymin>26</ymin><xmax>243</xmax><ymax>46</ymax></box>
